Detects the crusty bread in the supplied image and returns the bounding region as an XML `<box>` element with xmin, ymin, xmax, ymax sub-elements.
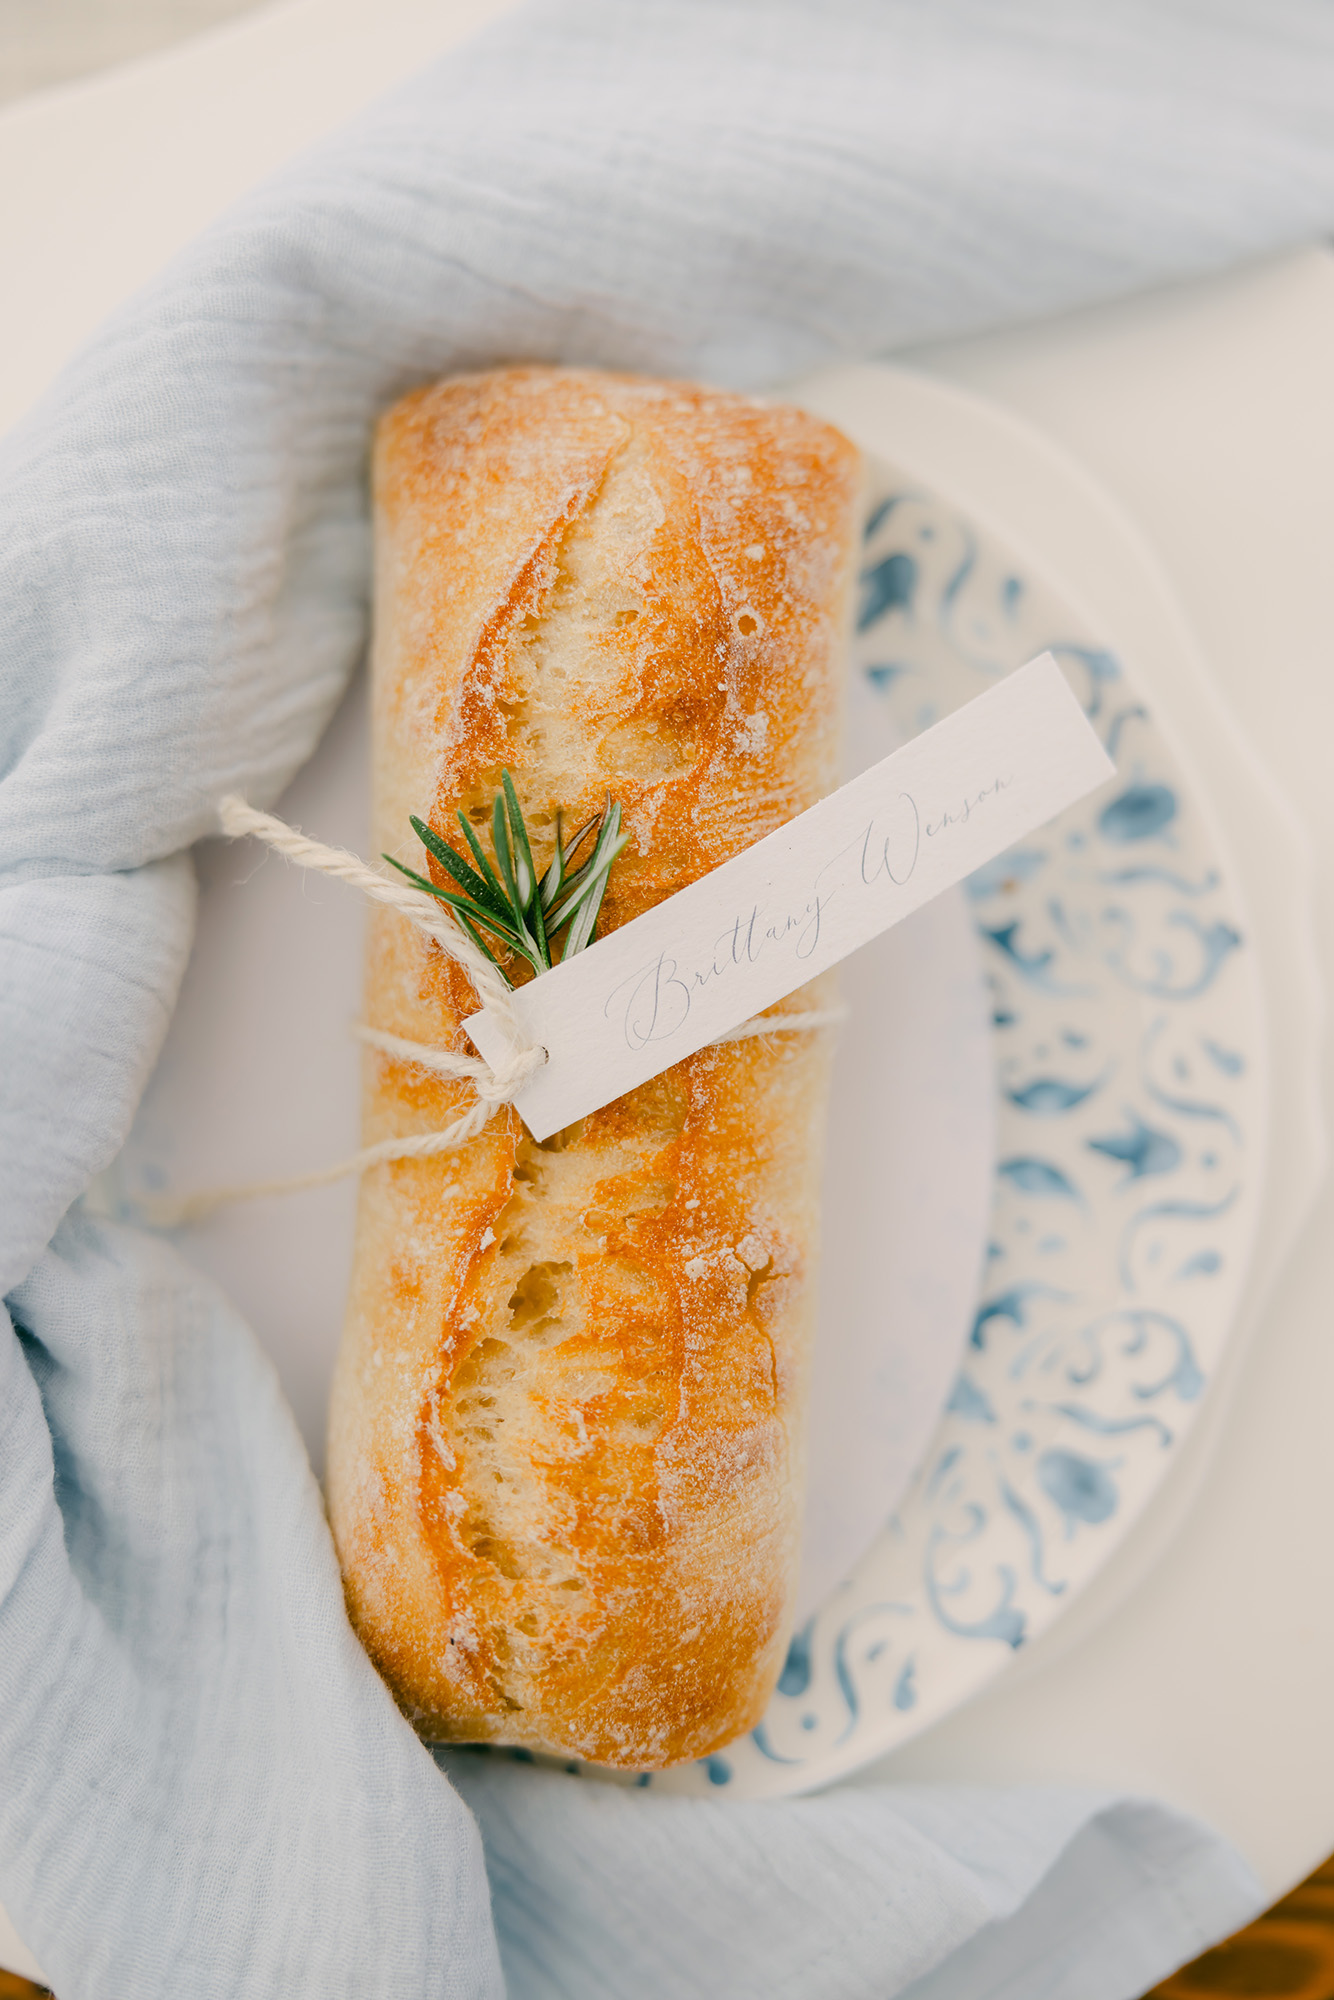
<box><xmin>326</xmin><ymin>366</ymin><xmax>861</xmax><ymax>1769</ymax></box>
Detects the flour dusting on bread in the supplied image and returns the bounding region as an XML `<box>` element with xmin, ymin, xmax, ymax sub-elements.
<box><xmin>327</xmin><ymin>366</ymin><xmax>861</xmax><ymax>1768</ymax></box>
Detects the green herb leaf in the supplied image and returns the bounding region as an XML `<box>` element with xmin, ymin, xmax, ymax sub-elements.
<box><xmin>408</xmin><ymin>815</ymin><xmax>511</xmax><ymax>920</ymax></box>
<box><xmin>490</xmin><ymin>791</ymin><xmax>519</xmax><ymax>907</ymax></box>
<box><xmin>456</xmin><ymin>811</ymin><xmax>510</xmax><ymax>906</ymax></box>
<box><xmin>540</xmin><ymin>809</ymin><xmax>600</xmax><ymax>910</ymax></box>
<box><xmin>501</xmin><ymin>772</ymin><xmax>536</xmax><ymax>906</ymax></box>
<box><xmin>548</xmin><ymin>803</ymin><xmax>626</xmax><ymax>950</ymax></box>
<box><xmin>384</xmin><ymin>855</ymin><xmax>530</xmax><ymax>953</ymax></box>
<box><xmin>398</xmin><ymin>775</ymin><xmax>627</xmax><ymax>983</ymax></box>
<box><xmin>540</xmin><ymin>814</ymin><xmax>567</xmax><ymax>909</ymax></box>
<box><xmin>502</xmin><ymin>771</ymin><xmax>550</xmax><ymax>967</ymax></box>
<box><xmin>452</xmin><ymin>904</ymin><xmax>517</xmax><ymax>983</ymax></box>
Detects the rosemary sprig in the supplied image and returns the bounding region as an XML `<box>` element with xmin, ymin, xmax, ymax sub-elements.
<box><xmin>385</xmin><ymin>772</ymin><xmax>627</xmax><ymax>986</ymax></box>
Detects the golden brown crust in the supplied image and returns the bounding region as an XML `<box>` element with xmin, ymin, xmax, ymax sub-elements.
<box><xmin>326</xmin><ymin>366</ymin><xmax>861</xmax><ymax>1768</ymax></box>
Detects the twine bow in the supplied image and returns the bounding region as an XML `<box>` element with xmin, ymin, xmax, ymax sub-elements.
<box><xmin>144</xmin><ymin>797</ymin><xmax>842</xmax><ymax>1227</ymax></box>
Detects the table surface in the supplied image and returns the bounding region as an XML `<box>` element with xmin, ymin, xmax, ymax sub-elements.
<box><xmin>1</xmin><ymin>0</ymin><xmax>1333</xmax><ymax>1988</ymax></box>
<box><xmin>0</xmin><ymin>0</ymin><xmax>263</xmax><ymax>108</ymax></box>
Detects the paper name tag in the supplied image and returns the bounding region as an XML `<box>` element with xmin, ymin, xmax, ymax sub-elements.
<box><xmin>466</xmin><ymin>653</ymin><xmax>1115</xmax><ymax>1140</ymax></box>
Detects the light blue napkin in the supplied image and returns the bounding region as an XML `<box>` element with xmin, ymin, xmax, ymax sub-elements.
<box><xmin>5</xmin><ymin>2</ymin><xmax>1332</xmax><ymax>1993</ymax></box>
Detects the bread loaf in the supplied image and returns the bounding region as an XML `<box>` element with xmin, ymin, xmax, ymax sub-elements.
<box><xmin>326</xmin><ymin>366</ymin><xmax>861</xmax><ymax>1769</ymax></box>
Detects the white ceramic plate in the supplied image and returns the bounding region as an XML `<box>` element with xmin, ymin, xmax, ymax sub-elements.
<box><xmin>806</xmin><ymin>364</ymin><xmax>1323</xmax><ymax>1705</ymax></box>
<box><xmin>114</xmin><ymin>370</ymin><xmax>1280</xmax><ymax>1805</ymax></box>
<box><xmin>634</xmin><ymin>388</ymin><xmax>1273</xmax><ymax>1795</ymax></box>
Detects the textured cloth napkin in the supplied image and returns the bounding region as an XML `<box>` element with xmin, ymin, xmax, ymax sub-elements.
<box><xmin>5</xmin><ymin>1</ymin><xmax>1334</xmax><ymax>1994</ymax></box>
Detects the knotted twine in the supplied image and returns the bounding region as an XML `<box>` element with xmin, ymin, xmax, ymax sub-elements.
<box><xmin>147</xmin><ymin>797</ymin><xmax>844</xmax><ymax>1225</ymax></box>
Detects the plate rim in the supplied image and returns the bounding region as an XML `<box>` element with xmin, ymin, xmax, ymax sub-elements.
<box><xmin>634</xmin><ymin>362</ymin><xmax>1314</xmax><ymax>1795</ymax></box>
<box><xmin>792</xmin><ymin>364</ymin><xmax>1325</xmax><ymax>1702</ymax></box>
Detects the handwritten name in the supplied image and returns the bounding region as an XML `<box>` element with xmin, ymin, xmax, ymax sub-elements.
<box><xmin>604</xmin><ymin>774</ymin><xmax>1011</xmax><ymax>1052</ymax></box>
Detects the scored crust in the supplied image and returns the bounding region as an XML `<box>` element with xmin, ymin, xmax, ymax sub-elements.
<box><xmin>326</xmin><ymin>366</ymin><xmax>862</xmax><ymax>1768</ymax></box>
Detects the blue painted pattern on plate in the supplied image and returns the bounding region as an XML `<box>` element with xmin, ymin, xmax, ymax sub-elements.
<box><xmin>544</xmin><ymin>461</ymin><xmax>1262</xmax><ymax>1799</ymax></box>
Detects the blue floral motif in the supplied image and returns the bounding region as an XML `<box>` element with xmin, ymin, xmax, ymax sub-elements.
<box><xmin>1098</xmin><ymin>784</ymin><xmax>1178</xmax><ymax>843</ymax></box>
<box><xmin>1141</xmin><ymin>1016</ymin><xmax>1243</xmax><ymax>1138</ymax></box>
<box><xmin>621</xmin><ymin>465</ymin><xmax>1258</xmax><ymax>1802</ymax></box>
<box><xmin>970</xmin><ymin>1282</ymin><xmax>1070</xmax><ymax>1348</ymax></box>
<box><xmin>1103</xmin><ymin>910</ymin><xmax>1242</xmax><ymax>1001</ymax></box>
<box><xmin>777</xmin><ymin>1619</ymin><xmax>816</xmax><ymax>1698</ymax></box>
<box><xmin>925</xmin><ymin>1518</ymin><xmax>1027</xmax><ymax>1648</ymax></box>
<box><xmin>997</xmin><ymin>1158</ymin><xmax>1083</xmax><ymax>1200</ymax></box>
<box><xmin>1048</xmin><ymin>643</ymin><xmax>1122</xmax><ymax>716</ymax></box>
<box><xmin>1000</xmin><ymin>1478</ymin><xmax>1066</xmax><ymax>1594</ymax></box>
<box><xmin>1087</xmin><ymin>1113</ymin><xmax>1182</xmax><ymax>1181</ymax></box>
<box><xmin>980</xmin><ymin>920</ymin><xmax>1062</xmax><ymax>990</ymax></box>
<box><xmin>859</xmin><ymin>550</ymin><xmax>918</xmax><ymax>629</ymax></box>
<box><xmin>1007</xmin><ymin>1074</ymin><xmax>1108</xmax><ymax>1114</ymax></box>
<box><xmin>1175</xmin><ymin>1250</ymin><xmax>1223</xmax><ymax>1280</ymax></box>
<box><xmin>1119</xmin><ymin>1193</ymin><xmax>1238</xmax><ymax>1293</ymax></box>
<box><xmin>1036</xmin><ymin>1402</ymin><xmax>1173</xmax><ymax>1448</ymax></box>
<box><xmin>946</xmin><ymin>1375</ymin><xmax>996</xmax><ymax>1422</ymax></box>
<box><xmin>1101</xmin><ymin>865</ymin><xmax>1220</xmax><ymax>896</ymax></box>
<box><xmin>1037</xmin><ymin>1450</ymin><xmax>1120</xmax><ymax>1530</ymax></box>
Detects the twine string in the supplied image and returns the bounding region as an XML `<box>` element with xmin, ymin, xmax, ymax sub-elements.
<box><xmin>144</xmin><ymin>797</ymin><xmax>843</xmax><ymax>1227</ymax></box>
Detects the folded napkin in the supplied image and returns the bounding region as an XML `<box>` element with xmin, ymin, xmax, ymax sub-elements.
<box><xmin>5</xmin><ymin>1</ymin><xmax>1333</xmax><ymax>1993</ymax></box>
